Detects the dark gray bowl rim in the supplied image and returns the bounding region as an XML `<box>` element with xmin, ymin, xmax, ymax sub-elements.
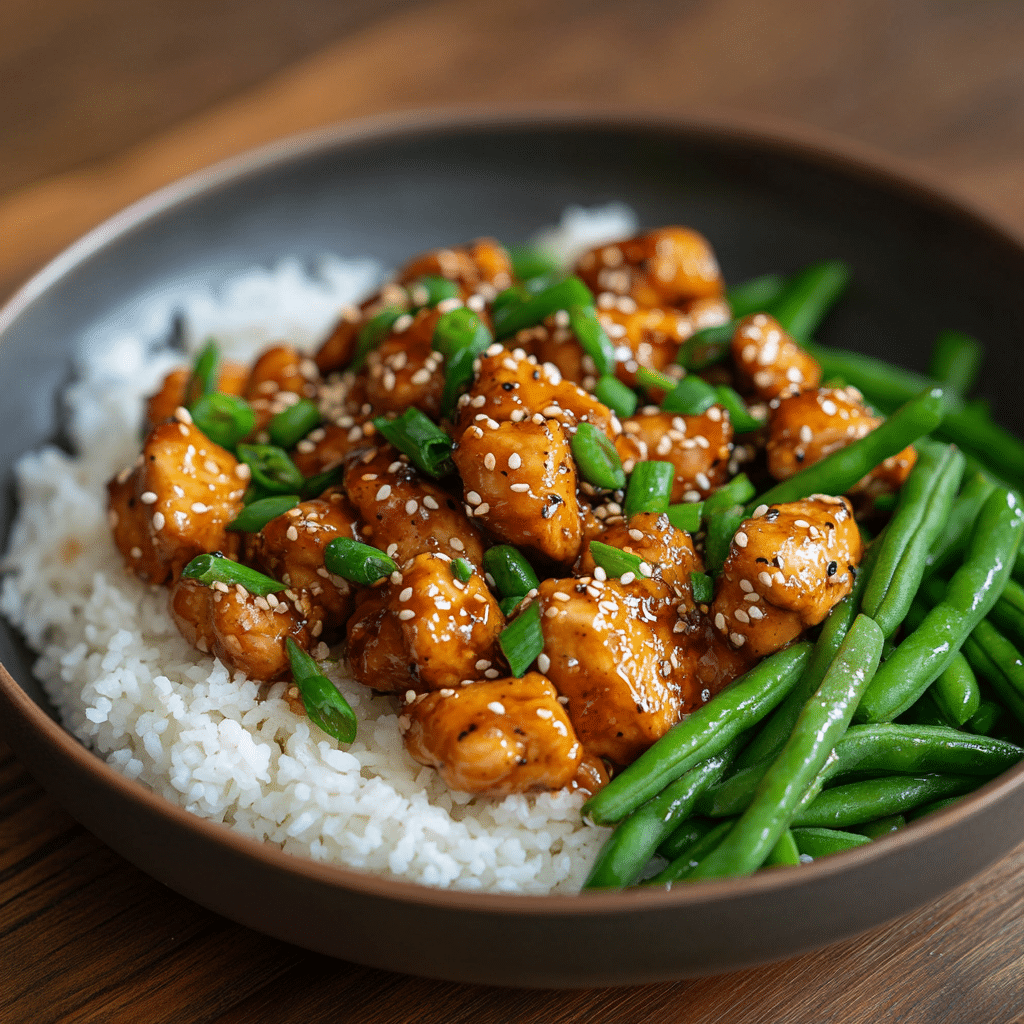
<box><xmin>3</xmin><ymin>105</ymin><xmax>1023</xmax><ymax>916</ymax></box>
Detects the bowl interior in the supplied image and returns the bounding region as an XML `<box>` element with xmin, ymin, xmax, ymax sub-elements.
<box><xmin>3</xmin><ymin>113</ymin><xmax>1024</xmax><ymax>985</ymax></box>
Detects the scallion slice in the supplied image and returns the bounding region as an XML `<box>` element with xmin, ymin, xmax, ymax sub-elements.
<box><xmin>350</xmin><ymin>306</ymin><xmax>405</xmax><ymax>372</ymax></box>
<box><xmin>499</xmin><ymin>594</ymin><xmax>525</xmax><ymax>617</ymax></box>
<box><xmin>286</xmin><ymin>638</ymin><xmax>357</xmax><ymax>744</ymax></box>
<box><xmin>432</xmin><ymin>308</ymin><xmax>493</xmax><ymax>417</ymax></box>
<box><xmin>227</xmin><ymin>494</ymin><xmax>301</xmax><ymax>532</ymax></box>
<box><xmin>407</xmin><ymin>275</ymin><xmax>460</xmax><ymax>309</ymax></box>
<box><xmin>323</xmin><ymin>537</ymin><xmax>398</xmax><ymax>586</ymax></box>
<box><xmin>588</xmin><ymin>540</ymin><xmax>648</xmax><ymax>580</ymax></box>
<box><xmin>661</xmin><ymin>376</ymin><xmax>717</xmax><ymax>416</ymax></box>
<box><xmin>624</xmin><ymin>460</ymin><xmax>675</xmax><ymax>518</ymax></box>
<box><xmin>727</xmin><ymin>273</ymin><xmax>788</xmax><ymax>319</ymax></box>
<box><xmin>483</xmin><ymin>545</ymin><xmax>540</xmax><ymax>600</ymax></box>
<box><xmin>570</xmin><ymin>422</ymin><xmax>626</xmax><ymax>490</ymax></box>
<box><xmin>507</xmin><ymin>244</ymin><xmax>560</xmax><ymax>282</ymax></box>
<box><xmin>300</xmin><ymin>464</ymin><xmax>345</xmax><ymax>500</ymax></box>
<box><xmin>675</xmin><ymin>321</ymin><xmax>736</xmax><ymax>371</ymax></box>
<box><xmin>189</xmin><ymin>393</ymin><xmax>256</xmax><ymax>451</ymax></box>
<box><xmin>701</xmin><ymin>473</ymin><xmax>756</xmax><ymax>518</ymax></box>
<box><xmin>690</xmin><ymin>570</ymin><xmax>714</xmax><ymax>604</ymax></box>
<box><xmin>713</xmin><ymin>385</ymin><xmax>765</xmax><ymax>434</ymax></box>
<box><xmin>372</xmin><ymin>408</ymin><xmax>454</xmax><ymax>478</ymax></box>
<box><xmin>704</xmin><ymin>506</ymin><xmax>747</xmax><ymax>576</ymax></box>
<box><xmin>499</xmin><ymin>602</ymin><xmax>545</xmax><ymax>677</ymax></box>
<box><xmin>667</xmin><ymin>502</ymin><xmax>703</xmax><ymax>533</ymax></box>
<box><xmin>594</xmin><ymin>375</ymin><xmax>638</xmax><ymax>419</ymax></box>
<box><xmin>181</xmin><ymin>552</ymin><xmax>285</xmax><ymax>596</ymax></box>
<box><xmin>185</xmin><ymin>339</ymin><xmax>220</xmax><ymax>407</ymax></box>
<box><xmin>236</xmin><ymin>443</ymin><xmax>305</xmax><ymax>494</ymax></box>
<box><xmin>452</xmin><ymin>557</ymin><xmax>474</xmax><ymax>584</ymax></box>
<box><xmin>269</xmin><ymin>399</ymin><xmax>321</xmax><ymax>450</ymax></box>
<box><xmin>568</xmin><ymin>305</ymin><xmax>616</xmax><ymax>376</ymax></box>
<box><xmin>493</xmin><ymin>276</ymin><xmax>593</xmax><ymax>339</ymax></box>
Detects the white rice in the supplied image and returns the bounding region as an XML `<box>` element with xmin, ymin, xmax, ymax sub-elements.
<box><xmin>0</xmin><ymin>216</ymin><xmax>631</xmax><ymax>893</ymax></box>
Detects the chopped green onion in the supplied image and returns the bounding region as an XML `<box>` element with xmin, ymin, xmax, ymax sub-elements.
<box><xmin>727</xmin><ymin>273</ymin><xmax>788</xmax><ymax>318</ymax></box>
<box><xmin>452</xmin><ymin>558</ymin><xmax>474</xmax><ymax>584</ymax></box>
<box><xmin>662</xmin><ymin>377</ymin><xmax>718</xmax><ymax>416</ymax></box>
<box><xmin>500</xmin><ymin>595</ymin><xmax>525</xmax><ymax>617</ymax></box>
<box><xmin>704</xmin><ymin>506</ymin><xmax>747</xmax><ymax>576</ymax></box>
<box><xmin>492</xmin><ymin>285</ymin><xmax>528</xmax><ymax>322</ymax></box>
<box><xmin>236</xmin><ymin>443</ymin><xmax>305</xmax><ymax>494</ymax></box>
<box><xmin>269</xmin><ymin>399</ymin><xmax>321</xmax><ymax>450</ymax></box>
<box><xmin>323</xmin><ymin>537</ymin><xmax>398</xmax><ymax>586</ymax></box>
<box><xmin>407</xmin><ymin>275</ymin><xmax>460</xmax><ymax>309</ymax></box>
<box><xmin>507</xmin><ymin>243</ymin><xmax>560</xmax><ymax>282</ymax></box>
<box><xmin>493</xmin><ymin>276</ymin><xmax>593</xmax><ymax>339</ymax></box>
<box><xmin>189</xmin><ymin>393</ymin><xmax>255</xmax><ymax>451</ymax></box>
<box><xmin>181</xmin><ymin>552</ymin><xmax>286</xmax><ymax>596</ymax></box>
<box><xmin>635</xmin><ymin>366</ymin><xmax>680</xmax><ymax>393</ymax></box>
<box><xmin>499</xmin><ymin>602</ymin><xmax>545</xmax><ymax>677</ymax></box>
<box><xmin>185</xmin><ymin>339</ymin><xmax>220</xmax><ymax>407</ymax></box>
<box><xmin>483</xmin><ymin>545</ymin><xmax>540</xmax><ymax>599</ymax></box>
<box><xmin>702</xmin><ymin>474</ymin><xmax>756</xmax><ymax>519</ymax></box>
<box><xmin>227</xmin><ymin>494</ymin><xmax>301</xmax><ymax>532</ymax></box>
<box><xmin>570</xmin><ymin>423</ymin><xmax>626</xmax><ymax>490</ymax></box>
<box><xmin>568</xmin><ymin>305</ymin><xmax>615</xmax><ymax>376</ymax></box>
<box><xmin>372</xmin><ymin>408</ymin><xmax>454</xmax><ymax>478</ymax></box>
<box><xmin>300</xmin><ymin>464</ymin><xmax>345</xmax><ymax>500</ymax></box>
<box><xmin>624</xmin><ymin>460</ymin><xmax>675</xmax><ymax>518</ymax></box>
<box><xmin>713</xmin><ymin>385</ymin><xmax>765</xmax><ymax>433</ymax></box>
<box><xmin>690</xmin><ymin>570</ymin><xmax>714</xmax><ymax>604</ymax></box>
<box><xmin>350</xmin><ymin>306</ymin><xmax>405</xmax><ymax>372</ymax></box>
<box><xmin>432</xmin><ymin>308</ymin><xmax>493</xmax><ymax>418</ymax></box>
<box><xmin>594</xmin><ymin>375</ymin><xmax>638</xmax><ymax>418</ymax></box>
<box><xmin>667</xmin><ymin>502</ymin><xmax>703</xmax><ymax>533</ymax></box>
<box><xmin>675</xmin><ymin>321</ymin><xmax>736</xmax><ymax>371</ymax></box>
<box><xmin>286</xmin><ymin>638</ymin><xmax>357</xmax><ymax>744</ymax></box>
<box><xmin>589</xmin><ymin>540</ymin><xmax>648</xmax><ymax>580</ymax></box>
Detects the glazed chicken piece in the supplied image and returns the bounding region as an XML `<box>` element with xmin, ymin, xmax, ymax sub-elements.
<box><xmin>534</xmin><ymin>575</ymin><xmax>695</xmax><ymax>765</ymax></box>
<box><xmin>710</xmin><ymin>496</ymin><xmax>862</xmax><ymax>662</ymax></box>
<box><xmin>344</xmin><ymin>446</ymin><xmax>486</xmax><ymax>567</ymax></box>
<box><xmin>400</xmin><ymin>672</ymin><xmax>584</xmax><ymax>796</ymax></box>
<box><xmin>615</xmin><ymin>406</ymin><xmax>733</xmax><ymax>502</ymax></box>
<box><xmin>396</xmin><ymin>237</ymin><xmax>514</xmax><ymax>297</ymax></box>
<box><xmin>246</xmin><ymin>495</ymin><xmax>362</xmax><ymax>637</ymax></box>
<box><xmin>766</xmin><ymin>386</ymin><xmax>917</xmax><ymax>497</ymax></box>
<box><xmin>346</xmin><ymin>551</ymin><xmax>504</xmax><ymax>693</ymax></box>
<box><xmin>453</xmin><ymin>416</ymin><xmax>583</xmax><ymax>566</ymax></box>
<box><xmin>145</xmin><ymin>361</ymin><xmax>248</xmax><ymax>430</ymax></box>
<box><xmin>575</xmin><ymin>227</ymin><xmax>724</xmax><ymax>308</ymax></box>
<box><xmin>244</xmin><ymin>344</ymin><xmax>320</xmax><ymax>433</ymax></box>
<box><xmin>731</xmin><ymin>313</ymin><xmax>822</xmax><ymax>400</ymax></box>
<box><xmin>169</xmin><ymin>574</ymin><xmax>318</xmax><ymax>680</ymax></box>
<box><xmin>290</xmin><ymin>416</ymin><xmax>376</xmax><ymax>480</ymax></box>
<box><xmin>454</xmin><ymin>345</ymin><xmax>620</xmax><ymax>440</ymax></box>
<box><xmin>364</xmin><ymin>307</ymin><xmax>445</xmax><ymax>417</ymax></box>
<box><xmin>315</xmin><ymin>306</ymin><xmax>363</xmax><ymax>376</ymax></box>
<box><xmin>107</xmin><ymin>410</ymin><xmax>247</xmax><ymax>585</ymax></box>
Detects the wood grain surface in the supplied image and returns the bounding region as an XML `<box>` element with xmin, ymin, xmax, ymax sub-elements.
<box><xmin>4</xmin><ymin>1</ymin><xmax>1024</xmax><ymax>1021</ymax></box>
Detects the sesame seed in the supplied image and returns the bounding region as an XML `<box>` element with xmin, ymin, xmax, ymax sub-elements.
<box><xmin>545</xmin><ymin>606</ymin><xmax>560</xmax><ymax>619</ymax></box>
<box><xmin>628</xmin><ymin>529</ymin><xmax>644</xmax><ymax>542</ymax></box>
<box><xmin>410</xmin><ymin>368</ymin><xmax>431</xmax><ymax>386</ymax></box>
<box><xmin>286</xmin><ymin>525</ymin><xmax>299</xmax><ymax>542</ymax></box>
<box><xmin>466</xmin><ymin>491</ymin><xmax>482</xmax><ymax>505</ymax></box>
<box><xmin>620</xmin><ymin>571</ymin><xmax>636</xmax><ymax>585</ymax></box>
<box><xmin>387</xmin><ymin>544</ymin><xmax>400</xmax><ymax>558</ymax></box>
<box><xmin>553</xmin><ymin>592</ymin><xmax>571</xmax><ymax>602</ymax></box>
<box><xmin>140</xmin><ymin>491</ymin><xmax>158</xmax><ymax>505</ymax></box>
<box><xmin>734</xmin><ymin>609</ymin><xmax>750</xmax><ymax>624</ymax></box>
<box><xmin>638</xmin><ymin>562</ymin><xmax>653</xmax><ymax>577</ymax></box>
<box><xmin>758</xmin><ymin>571</ymin><xmax>774</xmax><ymax>587</ymax></box>
<box><xmin>734</xmin><ymin>532</ymin><xmax>748</xmax><ymax>548</ymax></box>
<box><xmin>739</xmin><ymin>579</ymin><xmax>753</xmax><ymax>593</ymax></box>
<box><xmin>398</xmin><ymin>609</ymin><xmax>415</xmax><ymax>621</ymax></box>
<box><xmin>594</xmin><ymin>566</ymin><xmax>607</xmax><ymax>582</ymax></box>
<box><xmin>423</xmin><ymin>496</ymin><xmax>439</xmax><ymax>510</ymax></box>
<box><xmin>483</xmin><ymin>453</ymin><xmax>496</xmax><ymax>470</ymax></box>
<box><xmin>752</xmin><ymin>504</ymin><xmax>769</xmax><ymax>518</ymax></box>
<box><xmin>399</xmin><ymin>587</ymin><xmax>413</xmax><ymax>602</ymax></box>
<box><xmin>376</xmin><ymin>484</ymin><xmax>392</xmax><ymax>501</ymax></box>
<box><xmin>510</xmin><ymin>483</ymin><xmax>530</xmax><ymax>492</ymax></box>
<box><xmin>450</xmin><ymin>538</ymin><xmax>465</xmax><ymax>551</ymax></box>
<box><xmin>715</xmin><ymin>612</ymin><xmax>726</xmax><ymax>630</ymax></box>
<box><xmin>191</xmin><ymin>502</ymin><xmax>209</xmax><ymax>514</ymax></box>
<box><xmin>152</xmin><ymin>512</ymin><xmax>165</xmax><ymax>530</ymax></box>
<box><xmin>730</xmin><ymin>632</ymin><xmax>746</xmax><ymax>646</ymax></box>
<box><xmin>749</xmin><ymin>606</ymin><xmax>764</xmax><ymax>620</ymax></box>
<box><xmin>537</xmin><ymin>653</ymin><xmax>551</xmax><ymax>673</ymax></box>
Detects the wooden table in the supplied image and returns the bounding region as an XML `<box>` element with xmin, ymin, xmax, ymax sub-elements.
<box><xmin>4</xmin><ymin>2</ymin><xmax>1024</xmax><ymax>1019</ymax></box>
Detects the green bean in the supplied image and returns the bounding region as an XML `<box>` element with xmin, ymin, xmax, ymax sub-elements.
<box><xmin>432</xmin><ymin>307</ymin><xmax>493</xmax><ymax>418</ymax></box>
<box><xmin>791</xmin><ymin>827</ymin><xmax>871</xmax><ymax>859</ymax></box>
<box><xmin>732</xmin><ymin>538</ymin><xmax>881</xmax><ymax>772</ymax></box>
<box><xmin>767</xmin><ymin>259</ymin><xmax>851</xmax><ymax>341</ymax></box>
<box><xmin>856</xmin><ymin>488</ymin><xmax>1024</xmax><ymax>723</ymax></box>
<box><xmin>350</xmin><ymin>306</ymin><xmax>404</xmax><ymax>372</ymax></box>
<box><xmin>624</xmin><ymin>460</ymin><xmax>675</xmax><ymax>518</ymax></box>
<box><xmin>583</xmin><ymin>738</ymin><xmax>743</xmax><ymax>889</ymax></box>
<box><xmin>594</xmin><ymin>375</ymin><xmax>637</xmax><ymax>418</ymax></box>
<box><xmin>967</xmin><ymin>698</ymin><xmax>1005</xmax><ymax>736</ymax></box>
<box><xmin>931</xmin><ymin>654</ymin><xmax>981</xmax><ymax>726</ymax></box>
<box><xmin>190</xmin><ymin>393</ymin><xmax>256</xmax><ymax>451</ymax></box>
<box><xmin>655</xmin><ymin>817</ymin><xmax>716</xmax><ymax>862</ymax></box>
<box><xmin>861</xmin><ymin>441</ymin><xmax>965</xmax><ymax>637</ymax></box>
<box><xmin>185</xmin><ymin>339</ymin><xmax>219</xmax><ymax>406</ymax></box>
<box><xmin>568</xmin><ymin>305</ymin><xmax>616</xmax><ymax>377</ymax></box>
<box><xmin>268</xmin><ymin>399</ymin><xmax>321</xmax><ymax>450</ymax></box>
<box><xmin>506</xmin><ymin>243</ymin><xmax>559</xmax><ymax>282</ymax></box>
<box><xmin>924</xmin><ymin>470</ymin><xmax>997</xmax><ymax>578</ymax></box>
<box><xmin>570</xmin><ymin>422</ymin><xmax>626</xmax><ymax>490</ymax></box>
<box><xmin>713</xmin><ymin>385</ymin><xmax>765</xmax><ymax>434</ymax></box>
<box><xmin>703</xmin><ymin>505</ymin><xmax>747</xmax><ymax>576</ymax></box>
<box><xmin>666</xmin><ymin>502</ymin><xmax>703</xmax><ymax>533</ymax></box>
<box><xmin>236</xmin><ymin>443</ymin><xmax>305</xmax><ymax>494</ymax></box>
<box><xmin>791</xmin><ymin>774</ymin><xmax>978</xmax><ymax>829</ymax></box>
<box><xmin>285</xmin><ymin>639</ymin><xmax>357</xmax><ymax>744</ymax></box>
<box><xmin>686</xmin><ymin>615</ymin><xmax>883</xmax><ymax>879</ymax></box>
<box><xmin>988</xmin><ymin>578</ymin><xmax>1024</xmax><ymax>651</ymax></box>
<box><xmin>901</xmin><ymin>690</ymin><xmax>955</xmax><ymax>728</ymax></box>
<box><xmin>690</xmin><ymin>570</ymin><xmax>714</xmax><ymax>605</ymax></box>
<box><xmin>852</xmin><ymin>814</ymin><xmax>905</xmax><ymax>840</ymax></box>
<box><xmin>583</xmin><ymin>642</ymin><xmax>812</xmax><ymax>825</ymax></box>
<box><xmin>493</xmin><ymin>276</ymin><xmax>592</xmax><ymax>338</ymax></box>
<box><xmin>928</xmin><ymin>329</ymin><xmax>983</xmax><ymax>397</ymax></box>
<box><xmin>226</xmin><ymin>494</ymin><xmax>301</xmax><ymax>533</ymax></box>
<box><xmin>727</xmin><ymin>272</ymin><xmax>788</xmax><ymax>319</ymax></box>
<box><xmin>907</xmin><ymin>796</ymin><xmax>964</xmax><ymax>821</ymax></box>
<box><xmin>961</xmin><ymin>635</ymin><xmax>1024</xmax><ymax>725</ymax></box>
<box><xmin>675</xmin><ymin>321</ymin><xmax>735</xmax><ymax>371</ymax></box>
<box><xmin>701</xmin><ymin>473</ymin><xmax>756</xmax><ymax>518</ymax></box>
<box><xmin>646</xmin><ymin>820</ymin><xmax>736</xmax><ymax>886</ymax></box>
<box><xmin>499</xmin><ymin>602</ymin><xmax>545</xmax><ymax>678</ymax></box>
<box><xmin>451</xmin><ymin>558</ymin><xmax>474</xmax><ymax>584</ymax></box>
<box><xmin>747</xmin><ymin>388</ymin><xmax>946</xmax><ymax>513</ymax></box>
<box><xmin>406</xmin><ymin>275</ymin><xmax>460</xmax><ymax>309</ymax></box>
<box><xmin>763</xmin><ymin>828</ymin><xmax>801</xmax><ymax>868</ymax></box>
<box><xmin>588</xmin><ymin>541</ymin><xmax>646</xmax><ymax>581</ymax></box>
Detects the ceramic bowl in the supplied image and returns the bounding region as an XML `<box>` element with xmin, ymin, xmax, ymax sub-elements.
<box><xmin>3</xmin><ymin>111</ymin><xmax>1024</xmax><ymax>988</ymax></box>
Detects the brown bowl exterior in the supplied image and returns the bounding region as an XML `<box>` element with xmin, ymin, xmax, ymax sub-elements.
<box><xmin>2</xmin><ymin>110</ymin><xmax>1024</xmax><ymax>987</ymax></box>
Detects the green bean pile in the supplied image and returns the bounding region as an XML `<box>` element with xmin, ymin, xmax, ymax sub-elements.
<box><xmin>582</xmin><ymin>262</ymin><xmax>1024</xmax><ymax>888</ymax></box>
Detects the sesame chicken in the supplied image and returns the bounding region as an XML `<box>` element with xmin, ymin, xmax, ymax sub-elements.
<box><xmin>731</xmin><ymin>313</ymin><xmax>822</xmax><ymax>400</ymax></box>
<box><xmin>396</xmin><ymin>238</ymin><xmax>514</xmax><ymax>296</ymax></box>
<box><xmin>401</xmin><ymin>673</ymin><xmax>584</xmax><ymax>796</ymax></box>
<box><xmin>453</xmin><ymin>416</ymin><xmax>583</xmax><ymax>565</ymax></box>
<box><xmin>346</xmin><ymin>551</ymin><xmax>504</xmax><ymax>693</ymax></box>
<box><xmin>575</xmin><ymin>227</ymin><xmax>725</xmax><ymax>307</ymax></box>
<box><xmin>364</xmin><ymin>307</ymin><xmax>445</xmax><ymax>417</ymax></box>
<box><xmin>343</xmin><ymin>445</ymin><xmax>486</xmax><ymax>567</ymax></box>
<box><xmin>289</xmin><ymin>418</ymin><xmax>376</xmax><ymax>479</ymax></box>
<box><xmin>145</xmin><ymin>361</ymin><xmax>248</xmax><ymax>431</ymax></box>
<box><xmin>108</xmin><ymin>413</ymin><xmax>245</xmax><ymax>585</ymax></box>
<box><xmin>245</xmin><ymin>497</ymin><xmax>361</xmax><ymax>636</ymax></box>
<box><xmin>244</xmin><ymin>344</ymin><xmax>320</xmax><ymax>433</ymax></box>
<box><xmin>710</xmin><ymin>496</ymin><xmax>862</xmax><ymax>662</ymax></box>
<box><xmin>615</xmin><ymin>407</ymin><xmax>733</xmax><ymax>502</ymax></box>
<box><xmin>767</xmin><ymin>386</ymin><xmax>917</xmax><ymax>498</ymax></box>
<box><xmin>169</xmin><ymin>575</ymin><xmax>317</xmax><ymax>681</ymax></box>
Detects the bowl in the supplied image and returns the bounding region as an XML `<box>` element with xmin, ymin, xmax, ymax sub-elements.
<box><xmin>2</xmin><ymin>110</ymin><xmax>1024</xmax><ymax>989</ymax></box>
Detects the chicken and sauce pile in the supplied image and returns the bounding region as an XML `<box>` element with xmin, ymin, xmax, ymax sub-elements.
<box><xmin>107</xmin><ymin>228</ymin><xmax>913</xmax><ymax>802</ymax></box>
